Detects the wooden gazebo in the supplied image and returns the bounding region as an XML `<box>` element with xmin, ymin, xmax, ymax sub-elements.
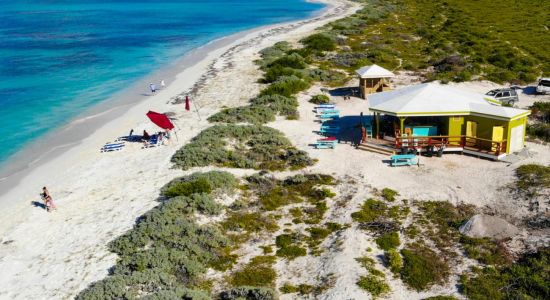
<box><xmin>356</xmin><ymin>64</ymin><xmax>395</xmax><ymax>99</ymax></box>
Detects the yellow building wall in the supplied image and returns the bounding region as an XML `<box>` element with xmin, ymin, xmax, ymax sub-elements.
<box><xmin>463</xmin><ymin>115</ymin><xmax>509</xmax><ymax>140</ymax></box>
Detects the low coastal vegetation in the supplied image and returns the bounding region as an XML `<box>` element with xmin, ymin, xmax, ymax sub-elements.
<box><xmin>171</xmin><ymin>124</ymin><xmax>313</xmax><ymax>171</ymax></box>
<box><xmin>317</xmin><ymin>0</ymin><xmax>549</xmax><ymax>83</ymax></box>
<box><xmin>527</xmin><ymin>102</ymin><xmax>550</xmax><ymax>142</ymax></box>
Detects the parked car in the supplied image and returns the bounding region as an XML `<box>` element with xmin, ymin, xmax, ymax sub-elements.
<box><xmin>536</xmin><ymin>78</ymin><xmax>550</xmax><ymax>95</ymax></box>
<box><xmin>485</xmin><ymin>88</ymin><xmax>519</xmax><ymax>106</ymax></box>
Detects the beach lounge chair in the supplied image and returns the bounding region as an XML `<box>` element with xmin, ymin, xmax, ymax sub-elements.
<box><xmin>100</xmin><ymin>142</ymin><xmax>125</xmax><ymax>152</ymax></box>
<box><xmin>315</xmin><ymin>104</ymin><xmax>335</xmax><ymax>110</ymax></box>
<box><xmin>317</xmin><ymin>109</ymin><xmax>340</xmax><ymax>115</ymax></box>
<box><xmin>390</xmin><ymin>154</ymin><xmax>419</xmax><ymax>167</ymax></box>
<box><xmin>318</xmin><ymin>113</ymin><xmax>340</xmax><ymax>120</ymax></box>
<box><xmin>315</xmin><ymin>106</ymin><xmax>336</xmax><ymax>113</ymax></box>
<box><xmin>314</xmin><ymin>139</ymin><xmax>337</xmax><ymax>149</ymax></box>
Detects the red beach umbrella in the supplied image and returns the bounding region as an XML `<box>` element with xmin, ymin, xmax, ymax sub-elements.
<box><xmin>185</xmin><ymin>95</ymin><xmax>190</xmax><ymax>111</ymax></box>
<box><xmin>146</xmin><ymin>111</ymin><xmax>174</xmax><ymax>130</ymax></box>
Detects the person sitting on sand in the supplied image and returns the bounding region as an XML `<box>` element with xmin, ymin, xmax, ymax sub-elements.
<box><xmin>41</xmin><ymin>187</ymin><xmax>56</xmax><ymax>212</ymax></box>
<box><xmin>142</xmin><ymin>130</ymin><xmax>150</xmax><ymax>141</ymax></box>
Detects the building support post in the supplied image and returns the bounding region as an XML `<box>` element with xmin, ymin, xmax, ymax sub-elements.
<box><xmin>375</xmin><ymin>113</ymin><xmax>380</xmax><ymax>139</ymax></box>
<box><xmin>399</xmin><ymin>117</ymin><xmax>406</xmax><ymax>136</ymax></box>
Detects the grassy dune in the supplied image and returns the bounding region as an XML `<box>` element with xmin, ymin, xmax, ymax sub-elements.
<box><xmin>322</xmin><ymin>0</ymin><xmax>550</xmax><ymax>83</ymax></box>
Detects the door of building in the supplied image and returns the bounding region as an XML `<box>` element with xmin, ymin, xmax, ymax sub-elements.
<box><xmin>509</xmin><ymin>124</ymin><xmax>525</xmax><ymax>153</ymax></box>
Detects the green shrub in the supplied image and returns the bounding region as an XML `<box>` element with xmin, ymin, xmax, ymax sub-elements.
<box><xmin>257</xmin><ymin>41</ymin><xmax>292</xmax><ymax>69</ymax></box>
<box><xmin>221</xmin><ymin>286</ymin><xmax>277</xmax><ymax>300</ymax></box>
<box><xmin>208</xmin><ymin>105</ymin><xmax>276</xmax><ymax>125</ymax></box>
<box><xmin>275</xmin><ymin>234</ymin><xmax>307</xmax><ymax>259</ymax></box>
<box><xmin>460</xmin><ymin>248</ymin><xmax>549</xmax><ymax>300</ymax></box>
<box><xmin>163</xmin><ymin>171</ymin><xmax>239</xmax><ymax>194</ymax></box>
<box><xmin>260</xmin><ymin>75</ymin><xmax>311</xmax><ymax>97</ymax></box>
<box><xmin>514</xmin><ymin>164</ymin><xmax>550</xmax><ymax>197</ymax></box>
<box><xmin>262</xmin><ymin>65</ymin><xmax>302</xmax><ymax>83</ymax></box>
<box><xmin>356</xmin><ymin>275</ymin><xmax>390</xmax><ymax>298</ymax></box>
<box><xmin>230</xmin><ymin>256</ymin><xmax>277</xmax><ymax>287</ymax></box>
<box><xmin>380</xmin><ymin>188</ymin><xmax>399</xmax><ymax>202</ymax></box>
<box><xmin>164</xmin><ymin>193</ymin><xmax>223</xmax><ymax>215</ymax></box>
<box><xmin>268</xmin><ymin>53</ymin><xmax>307</xmax><ymax>69</ymax></box>
<box><xmin>280</xmin><ymin>283</ymin><xmax>314</xmax><ymax>295</ymax></box>
<box><xmin>385</xmin><ymin>249</ymin><xmax>403</xmax><ymax>274</ymax></box>
<box><xmin>423</xmin><ymin>297</ymin><xmax>458</xmax><ymax>300</ymax></box>
<box><xmin>301</xmin><ymin>33</ymin><xmax>336</xmax><ymax>51</ymax></box>
<box><xmin>461</xmin><ymin>236</ymin><xmax>512</xmax><ymax>266</ymax></box>
<box><xmin>222</xmin><ymin>212</ymin><xmax>279</xmax><ymax>233</ymax></box>
<box><xmin>351</xmin><ymin>199</ymin><xmax>388</xmax><ymax>223</ymax></box>
<box><xmin>163</xmin><ymin>177</ymin><xmax>212</xmax><ymax>198</ymax></box>
<box><xmin>527</xmin><ymin>123</ymin><xmax>550</xmax><ymax>142</ymax></box>
<box><xmin>309</xmin><ymin>94</ymin><xmax>330</xmax><ymax>104</ymax></box>
<box><xmin>375</xmin><ymin>231</ymin><xmax>400</xmax><ymax>251</ymax></box>
<box><xmin>400</xmin><ymin>244</ymin><xmax>450</xmax><ymax>290</ymax></box>
<box><xmin>251</xmin><ymin>94</ymin><xmax>298</xmax><ymax>117</ymax></box>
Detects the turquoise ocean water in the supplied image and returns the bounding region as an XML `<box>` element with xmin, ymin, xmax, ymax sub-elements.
<box><xmin>0</xmin><ymin>0</ymin><xmax>323</xmax><ymax>166</ymax></box>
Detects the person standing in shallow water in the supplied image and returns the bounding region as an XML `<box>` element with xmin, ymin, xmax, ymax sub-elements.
<box><xmin>149</xmin><ymin>83</ymin><xmax>156</xmax><ymax>93</ymax></box>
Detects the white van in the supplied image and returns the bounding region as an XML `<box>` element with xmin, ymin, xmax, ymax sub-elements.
<box><xmin>536</xmin><ymin>78</ymin><xmax>550</xmax><ymax>94</ymax></box>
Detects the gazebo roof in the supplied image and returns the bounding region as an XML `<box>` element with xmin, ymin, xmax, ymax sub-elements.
<box><xmin>368</xmin><ymin>83</ymin><xmax>530</xmax><ymax>120</ymax></box>
<box><xmin>356</xmin><ymin>64</ymin><xmax>395</xmax><ymax>79</ymax></box>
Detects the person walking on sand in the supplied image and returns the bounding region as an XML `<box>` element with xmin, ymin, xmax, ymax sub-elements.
<box><xmin>149</xmin><ymin>83</ymin><xmax>156</xmax><ymax>94</ymax></box>
<box><xmin>160</xmin><ymin>80</ymin><xmax>165</xmax><ymax>89</ymax></box>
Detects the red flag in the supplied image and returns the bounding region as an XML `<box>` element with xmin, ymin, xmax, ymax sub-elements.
<box><xmin>146</xmin><ymin>111</ymin><xmax>174</xmax><ymax>130</ymax></box>
<box><xmin>185</xmin><ymin>95</ymin><xmax>190</xmax><ymax>111</ymax></box>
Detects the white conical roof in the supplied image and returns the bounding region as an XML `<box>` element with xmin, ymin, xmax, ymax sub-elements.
<box><xmin>368</xmin><ymin>83</ymin><xmax>530</xmax><ymax>120</ymax></box>
<box><xmin>356</xmin><ymin>64</ymin><xmax>395</xmax><ymax>78</ymax></box>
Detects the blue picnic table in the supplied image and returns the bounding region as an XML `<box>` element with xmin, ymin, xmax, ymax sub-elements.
<box><xmin>390</xmin><ymin>154</ymin><xmax>419</xmax><ymax>167</ymax></box>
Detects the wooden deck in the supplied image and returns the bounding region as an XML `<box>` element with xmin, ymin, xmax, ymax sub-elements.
<box><xmin>359</xmin><ymin>135</ymin><xmax>507</xmax><ymax>160</ymax></box>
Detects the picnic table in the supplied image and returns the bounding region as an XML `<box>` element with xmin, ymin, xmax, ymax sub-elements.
<box><xmin>390</xmin><ymin>154</ymin><xmax>419</xmax><ymax>167</ymax></box>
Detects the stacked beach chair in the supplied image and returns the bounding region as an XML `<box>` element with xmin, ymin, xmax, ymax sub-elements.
<box><xmin>314</xmin><ymin>104</ymin><xmax>340</xmax><ymax>149</ymax></box>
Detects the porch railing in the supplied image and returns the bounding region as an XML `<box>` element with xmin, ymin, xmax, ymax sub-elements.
<box><xmin>394</xmin><ymin>135</ymin><xmax>507</xmax><ymax>156</ymax></box>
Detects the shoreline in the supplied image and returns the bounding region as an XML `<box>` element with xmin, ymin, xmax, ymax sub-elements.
<box><xmin>0</xmin><ymin>1</ymin><xmax>360</xmax><ymax>298</ymax></box>
<box><xmin>0</xmin><ymin>0</ymin><xmax>334</xmax><ymax>211</ymax></box>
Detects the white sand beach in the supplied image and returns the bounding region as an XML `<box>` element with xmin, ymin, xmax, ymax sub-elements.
<box><xmin>1</xmin><ymin>0</ymin><xmax>549</xmax><ymax>299</ymax></box>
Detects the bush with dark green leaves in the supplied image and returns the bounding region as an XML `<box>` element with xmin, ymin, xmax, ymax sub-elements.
<box><xmin>260</xmin><ymin>75</ymin><xmax>311</xmax><ymax>98</ymax></box>
<box><xmin>230</xmin><ymin>256</ymin><xmax>277</xmax><ymax>287</ymax></box>
<box><xmin>171</xmin><ymin>125</ymin><xmax>313</xmax><ymax>171</ymax></box>
<box><xmin>275</xmin><ymin>234</ymin><xmax>307</xmax><ymax>260</ymax></box>
<box><xmin>220</xmin><ymin>286</ymin><xmax>277</xmax><ymax>300</ymax></box>
<box><xmin>400</xmin><ymin>244</ymin><xmax>450</xmax><ymax>290</ymax></box>
<box><xmin>208</xmin><ymin>105</ymin><xmax>276</xmax><ymax>125</ymax></box>
<box><xmin>375</xmin><ymin>231</ymin><xmax>400</xmax><ymax>251</ymax></box>
<box><xmin>301</xmin><ymin>33</ymin><xmax>336</xmax><ymax>52</ymax></box>
<box><xmin>309</xmin><ymin>94</ymin><xmax>330</xmax><ymax>104</ymax></box>
<box><xmin>351</xmin><ymin>198</ymin><xmax>388</xmax><ymax>223</ymax></box>
<box><xmin>250</xmin><ymin>94</ymin><xmax>298</xmax><ymax>117</ymax></box>
<box><xmin>460</xmin><ymin>248</ymin><xmax>549</xmax><ymax>300</ymax></box>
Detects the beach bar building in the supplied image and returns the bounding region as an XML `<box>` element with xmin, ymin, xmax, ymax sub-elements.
<box><xmin>363</xmin><ymin>83</ymin><xmax>530</xmax><ymax>160</ymax></box>
<box><xmin>356</xmin><ymin>64</ymin><xmax>395</xmax><ymax>99</ymax></box>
